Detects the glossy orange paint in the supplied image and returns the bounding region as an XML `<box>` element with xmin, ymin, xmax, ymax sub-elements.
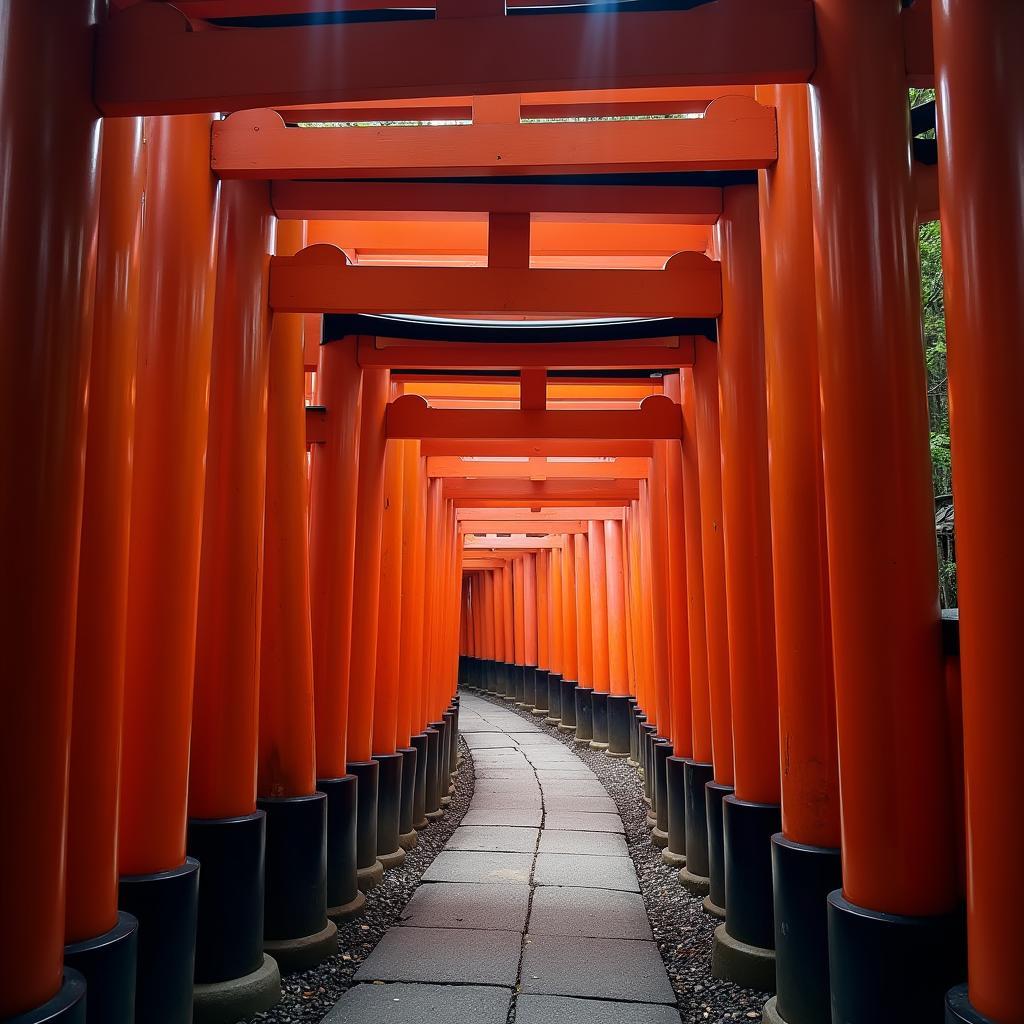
<box><xmin>524</xmin><ymin>554</ymin><xmax>539</xmax><ymax>669</ymax></box>
<box><xmin>573</xmin><ymin>536</ymin><xmax>594</xmax><ymax>690</ymax></box>
<box><xmin>536</xmin><ymin>549</ymin><xmax>550</xmax><ymax>672</ymax></box>
<box><xmin>65</xmin><ymin>117</ymin><xmax>146</xmax><ymax>946</ymax></box>
<box><xmin>190</xmin><ymin>180</ymin><xmax>275</xmax><ymax>820</ymax></box>
<box><xmin>309</xmin><ymin>339</ymin><xmax>363</xmax><ymax>778</ymax></box>
<box><xmin>502</xmin><ymin>564</ymin><xmax>515</xmax><ymax>668</ymax></box>
<box><xmin>119</xmin><ymin>114</ymin><xmax>220</xmax><ymax>874</ymax></box>
<box><xmin>493</xmin><ymin>566</ymin><xmax>507</xmax><ymax>666</ymax></box>
<box><xmin>372</xmin><ymin>438</ymin><xmax>405</xmax><ymax>756</ymax></box>
<box><xmin>513</xmin><ymin>557</ymin><xmax>527</xmax><ymax>668</ymax></box>
<box><xmin>398</xmin><ymin>443</ymin><xmax>427</xmax><ymax>743</ymax></box>
<box><xmin>549</xmin><ymin>548</ymin><xmax>564</xmax><ymax>678</ymax></box>
<box><xmin>757</xmin><ymin>85</ymin><xmax>838</xmax><ymax>847</ymax></box>
<box><xmin>692</xmin><ymin>338</ymin><xmax>733</xmax><ymax>785</ymax></box>
<box><xmin>561</xmin><ymin>539</ymin><xmax>579</xmax><ymax>684</ymax></box>
<box><xmin>643</xmin><ymin>475</ymin><xmax>673</xmax><ymax>742</ymax></box>
<box><xmin>935</xmin><ymin>1</ymin><xmax>1024</xmax><ymax>1011</ymax></box>
<box><xmin>809</xmin><ymin>0</ymin><xmax>956</xmax><ymax>917</ymax></box>
<box><xmin>588</xmin><ymin>522</ymin><xmax>611</xmax><ymax>694</ymax></box>
<box><xmin>421</xmin><ymin>477</ymin><xmax>444</xmax><ymax>723</ymax></box>
<box><xmin>259</xmin><ymin>219</ymin><xmax>318</xmax><ymax>799</ymax></box>
<box><xmin>602</xmin><ymin>520</ymin><xmax>628</xmax><ymax>698</ymax></box>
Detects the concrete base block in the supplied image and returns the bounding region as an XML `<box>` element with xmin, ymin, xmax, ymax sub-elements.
<box><xmin>327</xmin><ymin>890</ymin><xmax>366</xmax><ymax>922</ymax></box>
<box><xmin>589</xmin><ymin>740</ymin><xmax>610</xmax><ymax>750</ymax></box>
<box><xmin>680</xmin><ymin>867</ymin><xmax>711</xmax><ymax>897</ymax></box>
<box><xmin>661</xmin><ymin>848</ymin><xmax>686</xmax><ymax>869</ymax></box>
<box><xmin>378</xmin><ymin>846</ymin><xmax>406</xmax><ymax>870</ymax></box>
<box><xmin>703</xmin><ymin>895</ymin><xmax>726</xmax><ymax>920</ymax></box>
<box><xmin>399</xmin><ymin>830</ymin><xmax>418</xmax><ymax>851</ymax></box>
<box><xmin>264</xmin><ymin>920</ymin><xmax>337</xmax><ymax>974</ymax></box>
<box><xmin>356</xmin><ymin>859</ymin><xmax>384</xmax><ymax>891</ymax></box>
<box><xmin>650</xmin><ymin>827</ymin><xmax>669</xmax><ymax>849</ymax></box>
<box><xmin>192</xmin><ymin>953</ymin><xmax>281</xmax><ymax>1024</ymax></box>
<box><xmin>425</xmin><ymin>808</ymin><xmax>444</xmax><ymax>821</ymax></box>
<box><xmin>712</xmin><ymin>923</ymin><xmax>776</xmax><ymax>992</ymax></box>
<box><xmin>761</xmin><ymin>995</ymin><xmax>785</xmax><ymax>1024</ymax></box>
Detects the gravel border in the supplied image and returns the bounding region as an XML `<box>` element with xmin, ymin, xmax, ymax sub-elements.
<box><xmin>470</xmin><ymin>690</ymin><xmax>769</xmax><ymax>1024</ymax></box>
<box><xmin>244</xmin><ymin>738</ymin><xmax>476</xmax><ymax>1024</ymax></box>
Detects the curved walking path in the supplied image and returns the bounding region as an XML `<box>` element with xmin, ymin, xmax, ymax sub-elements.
<box><xmin>323</xmin><ymin>694</ymin><xmax>679</xmax><ymax>1024</ymax></box>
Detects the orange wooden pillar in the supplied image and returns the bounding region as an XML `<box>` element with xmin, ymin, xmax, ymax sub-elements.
<box><xmin>690</xmin><ymin>336</ymin><xmax>734</xmax><ymax>910</ymax></box>
<box><xmin>309</xmin><ymin>336</ymin><xmax>365</xmax><ymax>922</ymax></box>
<box><xmin>757</xmin><ymin>84</ymin><xmax>842</xmax><ymax>1024</ymax></box>
<box><xmin>421</xmin><ymin>477</ymin><xmax>449</xmax><ymax>821</ymax></box>
<box><xmin>523</xmin><ymin>553</ymin><xmax>541</xmax><ymax>710</ymax></box>
<box><xmin>627</xmin><ymin>499</ymin><xmax>655</xmax><ymax>750</ymax></box>
<box><xmin>559</xmin><ymin>539</ymin><xmax>580</xmax><ymax>733</ymax></box>
<box><xmin>934</xmin><ymin>5</ymin><xmax>1024</xmax><ymax>1021</ymax></box>
<box><xmin>512</xmin><ymin>556</ymin><xmax>528</xmax><ymax>704</ymax></box>
<box><xmin>257</xmin><ymin>218</ymin><xmax>337</xmax><ymax>973</ymax></box>
<box><xmin>809</xmin><ymin>2</ymin><xmax>962</xmax><ymax>1017</ymax></box>
<box><xmin>348</xmin><ymin>367</ymin><xmax>389</xmax><ymax>889</ymax></box>
<box><xmin>372</xmin><ymin>436</ymin><xmax>407</xmax><ymax>869</ymax></box>
<box><xmin>604</xmin><ymin>520</ymin><xmax>632</xmax><ymax>756</ymax></box>
<box><xmin>678</xmin><ymin>366</ymin><xmax>716</xmax><ymax>888</ymax></box>
<box><xmin>661</xmin><ymin>374</ymin><xmax>694</xmax><ymax>873</ymax></box>
<box><xmin>545</xmin><ymin>546</ymin><xmax>566</xmax><ymax>724</ymax></box>
<box><xmin>60</xmin><ymin>117</ymin><xmax>144</xmax><ymax>1024</ymax></box>
<box><xmin>572</xmin><ymin>536</ymin><xmax>596</xmax><ymax>743</ymax></box>
<box><xmin>711</xmin><ymin>184</ymin><xmax>781</xmax><ymax>982</ymax></box>
<box><xmin>0</xmin><ymin>6</ymin><xmax>99</xmax><ymax>1019</ymax></box>
<box><xmin>493</xmin><ymin>565</ymin><xmax>508</xmax><ymax>696</ymax></box>
<box><xmin>501</xmin><ymin>561</ymin><xmax>516</xmax><ymax>700</ymax></box>
<box><xmin>534</xmin><ymin>549</ymin><xmax>552</xmax><ymax>717</ymax></box>
<box><xmin>185</xmin><ymin>178</ymin><xmax>281</xmax><ymax>1017</ymax></box>
<box><xmin>113</xmin><ymin>114</ymin><xmax>219</xmax><ymax>1024</ymax></box>
<box><xmin>587</xmin><ymin>521</ymin><xmax>611</xmax><ymax>746</ymax></box>
<box><xmin>399</xmin><ymin>441</ymin><xmax>429</xmax><ymax>839</ymax></box>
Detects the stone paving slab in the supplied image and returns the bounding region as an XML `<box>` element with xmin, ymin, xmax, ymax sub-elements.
<box><xmin>519</xmin><ymin>935</ymin><xmax>677</xmax><ymax>1004</ymax></box>
<box><xmin>322</xmin><ymin>983</ymin><xmax>514</xmax><ymax>1024</ymax></box>
<box><xmin>544</xmin><ymin>811</ymin><xmax>625</xmax><ymax>834</ymax></box>
<box><xmin>355</xmin><ymin>927</ymin><xmax>522</xmax><ymax>986</ymax></box>
<box><xmin>469</xmin><ymin>792</ymin><xmax>543</xmax><ymax>811</ymax></box>
<box><xmin>464</xmin><ymin>734</ymin><xmax>519</xmax><ymax>749</ymax></box>
<box><xmin>538</xmin><ymin>779</ymin><xmax>609</xmax><ymax>798</ymax></box>
<box><xmin>475</xmin><ymin>769</ymin><xmax>539</xmax><ymax>780</ymax></box>
<box><xmin>400</xmin><ymin>882</ymin><xmax>531</xmax><ymax>931</ymax></box>
<box><xmin>462</xmin><ymin>807</ymin><xmax>543</xmax><ymax>828</ymax></box>
<box><xmin>533</xmin><ymin>852</ymin><xmax>639</xmax><ymax>892</ymax></box>
<box><xmin>514</xmin><ymin>994</ymin><xmax>681</xmax><ymax>1024</ymax></box>
<box><xmin>537</xmin><ymin>830</ymin><xmax>629</xmax><ymax>858</ymax></box>
<box><xmin>447</xmin><ymin>825</ymin><xmax>540</xmax><ymax>853</ymax></box>
<box><xmin>528</xmin><ymin>887</ymin><xmax>652</xmax><ymax>940</ymax></box>
<box><xmin>509</xmin><ymin>734</ymin><xmax>564</xmax><ymax>746</ymax></box>
<box><xmin>422</xmin><ymin>850</ymin><xmax>534</xmax><ymax>884</ymax></box>
<box><xmin>542</xmin><ymin>794</ymin><xmax>618</xmax><ymax>814</ymax></box>
<box><xmin>534</xmin><ymin>769</ymin><xmax>599</xmax><ymax>781</ymax></box>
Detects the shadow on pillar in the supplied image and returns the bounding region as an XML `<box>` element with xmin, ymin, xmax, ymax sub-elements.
<box><xmin>761</xmin><ymin>835</ymin><xmax>841</xmax><ymax>1024</ymax></box>
<box><xmin>711</xmin><ymin>796</ymin><xmax>781</xmax><ymax>993</ymax></box>
<box><xmin>118</xmin><ymin>858</ymin><xmax>200</xmax><ymax>1024</ymax></box>
<box><xmin>628</xmin><ymin>701</ymin><xmax>643</xmax><ymax>767</ymax></box>
<box><xmin>680</xmin><ymin>761</ymin><xmax>713</xmax><ymax>896</ymax></box>
<box><xmin>545</xmin><ymin>673</ymin><xmax>563</xmax><ymax>725</ymax></box>
<box><xmin>257</xmin><ymin>793</ymin><xmax>337</xmax><ymax>973</ymax></box>
<box><xmin>410</xmin><ymin>734</ymin><xmax>429</xmax><ymax>830</ymax></box>
<box><xmin>558</xmin><ymin>679</ymin><xmax>577</xmax><ymax>733</ymax></box>
<box><xmin>574</xmin><ymin>687</ymin><xmax>594</xmax><ymax>745</ymax></box>
<box><xmin>398</xmin><ymin>746</ymin><xmax>419</xmax><ymax>850</ymax></box>
<box><xmin>827</xmin><ymin>892</ymin><xmax>964</xmax><ymax>1024</ymax></box>
<box><xmin>590</xmin><ymin>692</ymin><xmax>609</xmax><ymax>749</ymax></box>
<box><xmin>606</xmin><ymin>695</ymin><xmax>631</xmax><ymax>758</ymax></box>
<box><xmin>650</xmin><ymin>740</ymin><xmax>672</xmax><ymax>848</ymax></box>
<box><xmin>704</xmin><ymin>781</ymin><xmax>733</xmax><ymax>919</ymax></box>
<box><xmin>663</xmin><ymin>755</ymin><xmax>687</xmax><ymax>869</ymax></box>
<box><xmin>424</xmin><ymin>727</ymin><xmax>443</xmax><ymax>822</ymax></box>
<box><xmin>319</xmin><ymin>775</ymin><xmax>365</xmax><ymax>922</ymax></box>
<box><xmin>532</xmin><ymin>671</ymin><xmax>550</xmax><ymax>717</ymax></box>
<box><xmin>518</xmin><ymin>666</ymin><xmax>537</xmax><ymax>710</ymax></box>
<box><xmin>63</xmin><ymin>912</ymin><xmax>137</xmax><ymax>1024</ymax></box>
<box><xmin>435</xmin><ymin>716</ymin><xmax>453</xmax><ymax>807</ymax></box>
<box><xmin>373</xmin><ymin>754</ymin><xmax>406</xmax><ymax>870</ymax></box>
<box><xmin>347</xmin><ymin>762</ymin><xmax>383</xmax><ymax>891</ymax></box>
<box><xmin>186</xmin><ymin>812</ymin><xmax>281</xmax><ymax>1023</ymax></box>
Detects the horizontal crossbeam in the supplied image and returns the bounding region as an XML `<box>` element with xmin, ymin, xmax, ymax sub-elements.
<box><xmin>422</xmin><ymin>440</ymin><xmax>654</xmax><ymax>457</ymax></box>
<box><xmin>456</xmin><ymin>507</ymin><xmax>625</xmax><ymax>521</ymax></box>
<box><xmin>427</xmin><ymin>456</ymin><xmax>650</xmax><ymax>479</ymax></box>
<box><xmin>444</xmin><ymin>478</ymin><xmax>640</xmax><ymax>501</ymax></box>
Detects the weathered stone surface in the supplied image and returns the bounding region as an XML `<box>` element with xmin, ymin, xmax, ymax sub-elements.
<box><xmin>544</xmin><ymin>811</ymin><xmax>625</xmax><ymax>834</ymax></box>
<box><xmin>322</xmin><ymin>984</ymin><xmax>513</xmax><ymax>1024</ymax></box>
<box><xmin>515</xmin><ymin>994</ymin><xmax>682</xmax><ymax>1024</ymax></box>
<box><xmin>528</xmin><ymin>886</ymin><xmax>652</xmax><ymax>940</ymax></box>
<box><xmin>422</xmin><ymin>850</ymin><xmax>534</xmax><ymax>885</ymax></box>
<box><xmin>400</xmin><ymin>882</ymin><xmax>531</xmax><ymax>931</ymax></box>
<box><xmin>533</xmin><ymin>853</ymin><xmax>639</xmax><ymax>893</ymax></box>
<box><xmin>447</xmin><ymin>825</ymin><xmax>540</xmax><ymax>853</ymax></box>
<box><xmin>536</xmin><ymin>829</ymin><xmax>629</xmax><ymax>858</ymax></box>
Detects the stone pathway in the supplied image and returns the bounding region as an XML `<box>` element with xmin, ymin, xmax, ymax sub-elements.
<box><xmin>322</xmin><ymin>694</ymin><xmax>680</xmax><ymax>1024</ymax></box>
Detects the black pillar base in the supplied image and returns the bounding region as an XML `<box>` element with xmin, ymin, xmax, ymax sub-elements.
<box><xmin>607</xmin><ymin>695</ymin><xmax>632</xmax><ymax>757</ymax></box>
<box><xmin>641</xmin><ymin>724</ymin><xmax>657</xmax><ymax>797</ymax></box>
<box><xmin>186</xmin><ymin>811</ymin><xmax>281</xmax><ymax>1022</ymax></box>
<box><xmin>318</xmin><ymin>775</ymin><xmax>365</xmax><ymax>921</ymax></box>
<box><xmin>765</xmin><ymin>835</ymin><xmax>842</xmax><ymax>1024</ymax></box>
<box><xmin>347</xmin><ymin>761</ymin><xmax>383</xmax><ymax>890</ymax></box>
<box><xmin>424</xmin><ymin>727</ymin><xmax>443</xmax><ymax>820</ymax></box>
<box><xmin>683</xmin><ymin>760</ymin><xmax>714</xmax><ymax>880</ymax></box>
<box><xmin>398</xmin><ymin>746</ymin><xmax>419</xmax><ymax>849</ymax></box>
<box><xmin>258</xmin><ymin>793</ymin><xmax>336</xmax><ymax>973</ymax></box>
<box><xmin>663</xmin><ymin>755</ymin><xmax>687</xmax><ymax>868</ymax></box>
<box><xmin>410</xmin><ymin>734</ymin><xmax>429</xmax><ymax>830</ymax></box>
<box><xmin>946</xmin><ymin>984</ymin><xmax>997</xmax><ymax>1024</ymax></box>
<box><xmin>6</xmin><ymin>970</ymin><xmax>86</xmax><ymax>1024</ymax></box>
<box><xmin>118</xmin><ymin>858</ymin><xmax>199</xmax><ymax>1024</ymax></box>
<box><xmin>545</xmin><ymin>673</ymin><xmax>563</xmax><ymax>724</ymax></box>
<box><xmin>503</xmin><ymin>664</ymin><xmax>519</xmax><ymax>701</ymax></box>
<box><xmin>433</xmin><ymin>717</ymin><xmax>453</xmax><ymax>806</ymax></box>
<box><xmin>590</xmin><ymin>691</ymin><xmax>609</xmax><ymax>748</ymax></box>
<box><xmin>518</xmin><ymin>665</ymin><xmax>537</xmax><ymax>709</ymax></box>
<box><xmin>574</xmin><ymin>686</ymin><xmax>594</xmax><ymax>743</ymax></box>
<box><xmin>558</xmin><ymin>678</ymin><xmax>577</xmax><ymax>732</ymax></box>
<box><xmin>651</xmin><ymin>740</ymin><xmax>673</xmax><ymax>844</ymax></box>
<box><xmin>444</xmin><ymin>707</ymin><xmax>459</xmax><ymax>788</ymax></box>
<box><xmin>63</xmin><ymin>912</ymin><xmax>137</xmax><ymax>1024</ymax></box>
<box><xmin>629</xmin><ymin>705</ymin><xmax>643</xmax><ymax>767</ymax></box>
<box><xmin>705</xmin><ymin>780</ymin><xmax>734</xmax><ymax>917</ymax></box>
<box><xmin>373</xmin><ymin>753</ymin><xmax>405</xmax><ymax>869</ymax></box>
<box><xmin>827</xmin><ymin>891</ymin><xmax>964</xmax><ymax>1024</ymax></box>
<box><xmin>532</xmin><ymin>670</ymin><xmax>550</xmax><ymax>716</ymax></box>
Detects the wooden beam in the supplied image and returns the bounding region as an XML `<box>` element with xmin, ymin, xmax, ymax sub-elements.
<box><xmin>464</xmin><ymin>536</ymin><xmax>568</xmax><ymax>549</ymax></box>
<box><xmin>427</xmin><ymin>456</ymin><xmax>650</xmax><ymax>479</ymax></box>
<box><xmin>272</xmin><ymin>181</ymin><xmax>722</xmax><ymax>221</ymax></box>
<box><xmin>460</xmin><ymin>520</ymin><xmax>589</xmax><ymax>534</ymax></box>
<box><xmin>213</xmin><ymin>96</ymin><xmax>777</xmax><ymax>178</ymax></box>
<box><xmin>456</xmin><ymin>507</ymin><xmax>624</xmax><ymax>521</ymax></box>
<box><xmin>360</xmin><ymin>337</ymin><xmax>695</xmax><ymax>371</ymax></box>
<box><xmin>421</xmin><ymin>439</ymin><xmax>656</xmax><ymax>457</ymax></box>
<box><xmin>463</xmin><ymin>557</ymin><xmax>507</xmax><ymax>569</ymax></box>
<box><xmin>387</xmin><ymin>394</ymin><xmax>682</xmax><ymax>441</ymax></box>
<box><xmin>444</xmin><ymin>478</ymin><xmax>639</xmax><ymax>502</ymax></box>
<box><xmin>271</xmin><ymin>245</ymin><xmax>721</xmax><ymax>317</ymax></box>
<box><xmin>95</xmin><ymin>1</ymin><xmax>816</xmax><ymax>116</ymax></box>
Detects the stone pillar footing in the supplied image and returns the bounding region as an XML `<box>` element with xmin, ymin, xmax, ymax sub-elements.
<box><xmin>192</xmin><ymin>953</ymin><xmax>281</xmax><ymax>1024</ymax></box>
<box><xmin>827</xmin><ymin>891</ymin><xmax>965</xmax><ymax>1024</ymax></box>
<box><xmin>712</xmin><ymin>924</ymin><xmax>776</xmax><ymax>992</ymax></box>
<box><xmin>63</xmin><ymin>912</ymin><xmax>138</xmax><ymax>1024</ymax></box>
<box><xmin>680</xmin><ymin>867</ymin><xmax>710</xmax><ymax>897</ymax></box>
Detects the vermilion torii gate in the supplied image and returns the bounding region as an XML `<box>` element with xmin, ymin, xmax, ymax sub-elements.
<box><xmin>1</xmin><ymin>3</ymin><xmax>1021</xmax><ymax>1024</ymax></box>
